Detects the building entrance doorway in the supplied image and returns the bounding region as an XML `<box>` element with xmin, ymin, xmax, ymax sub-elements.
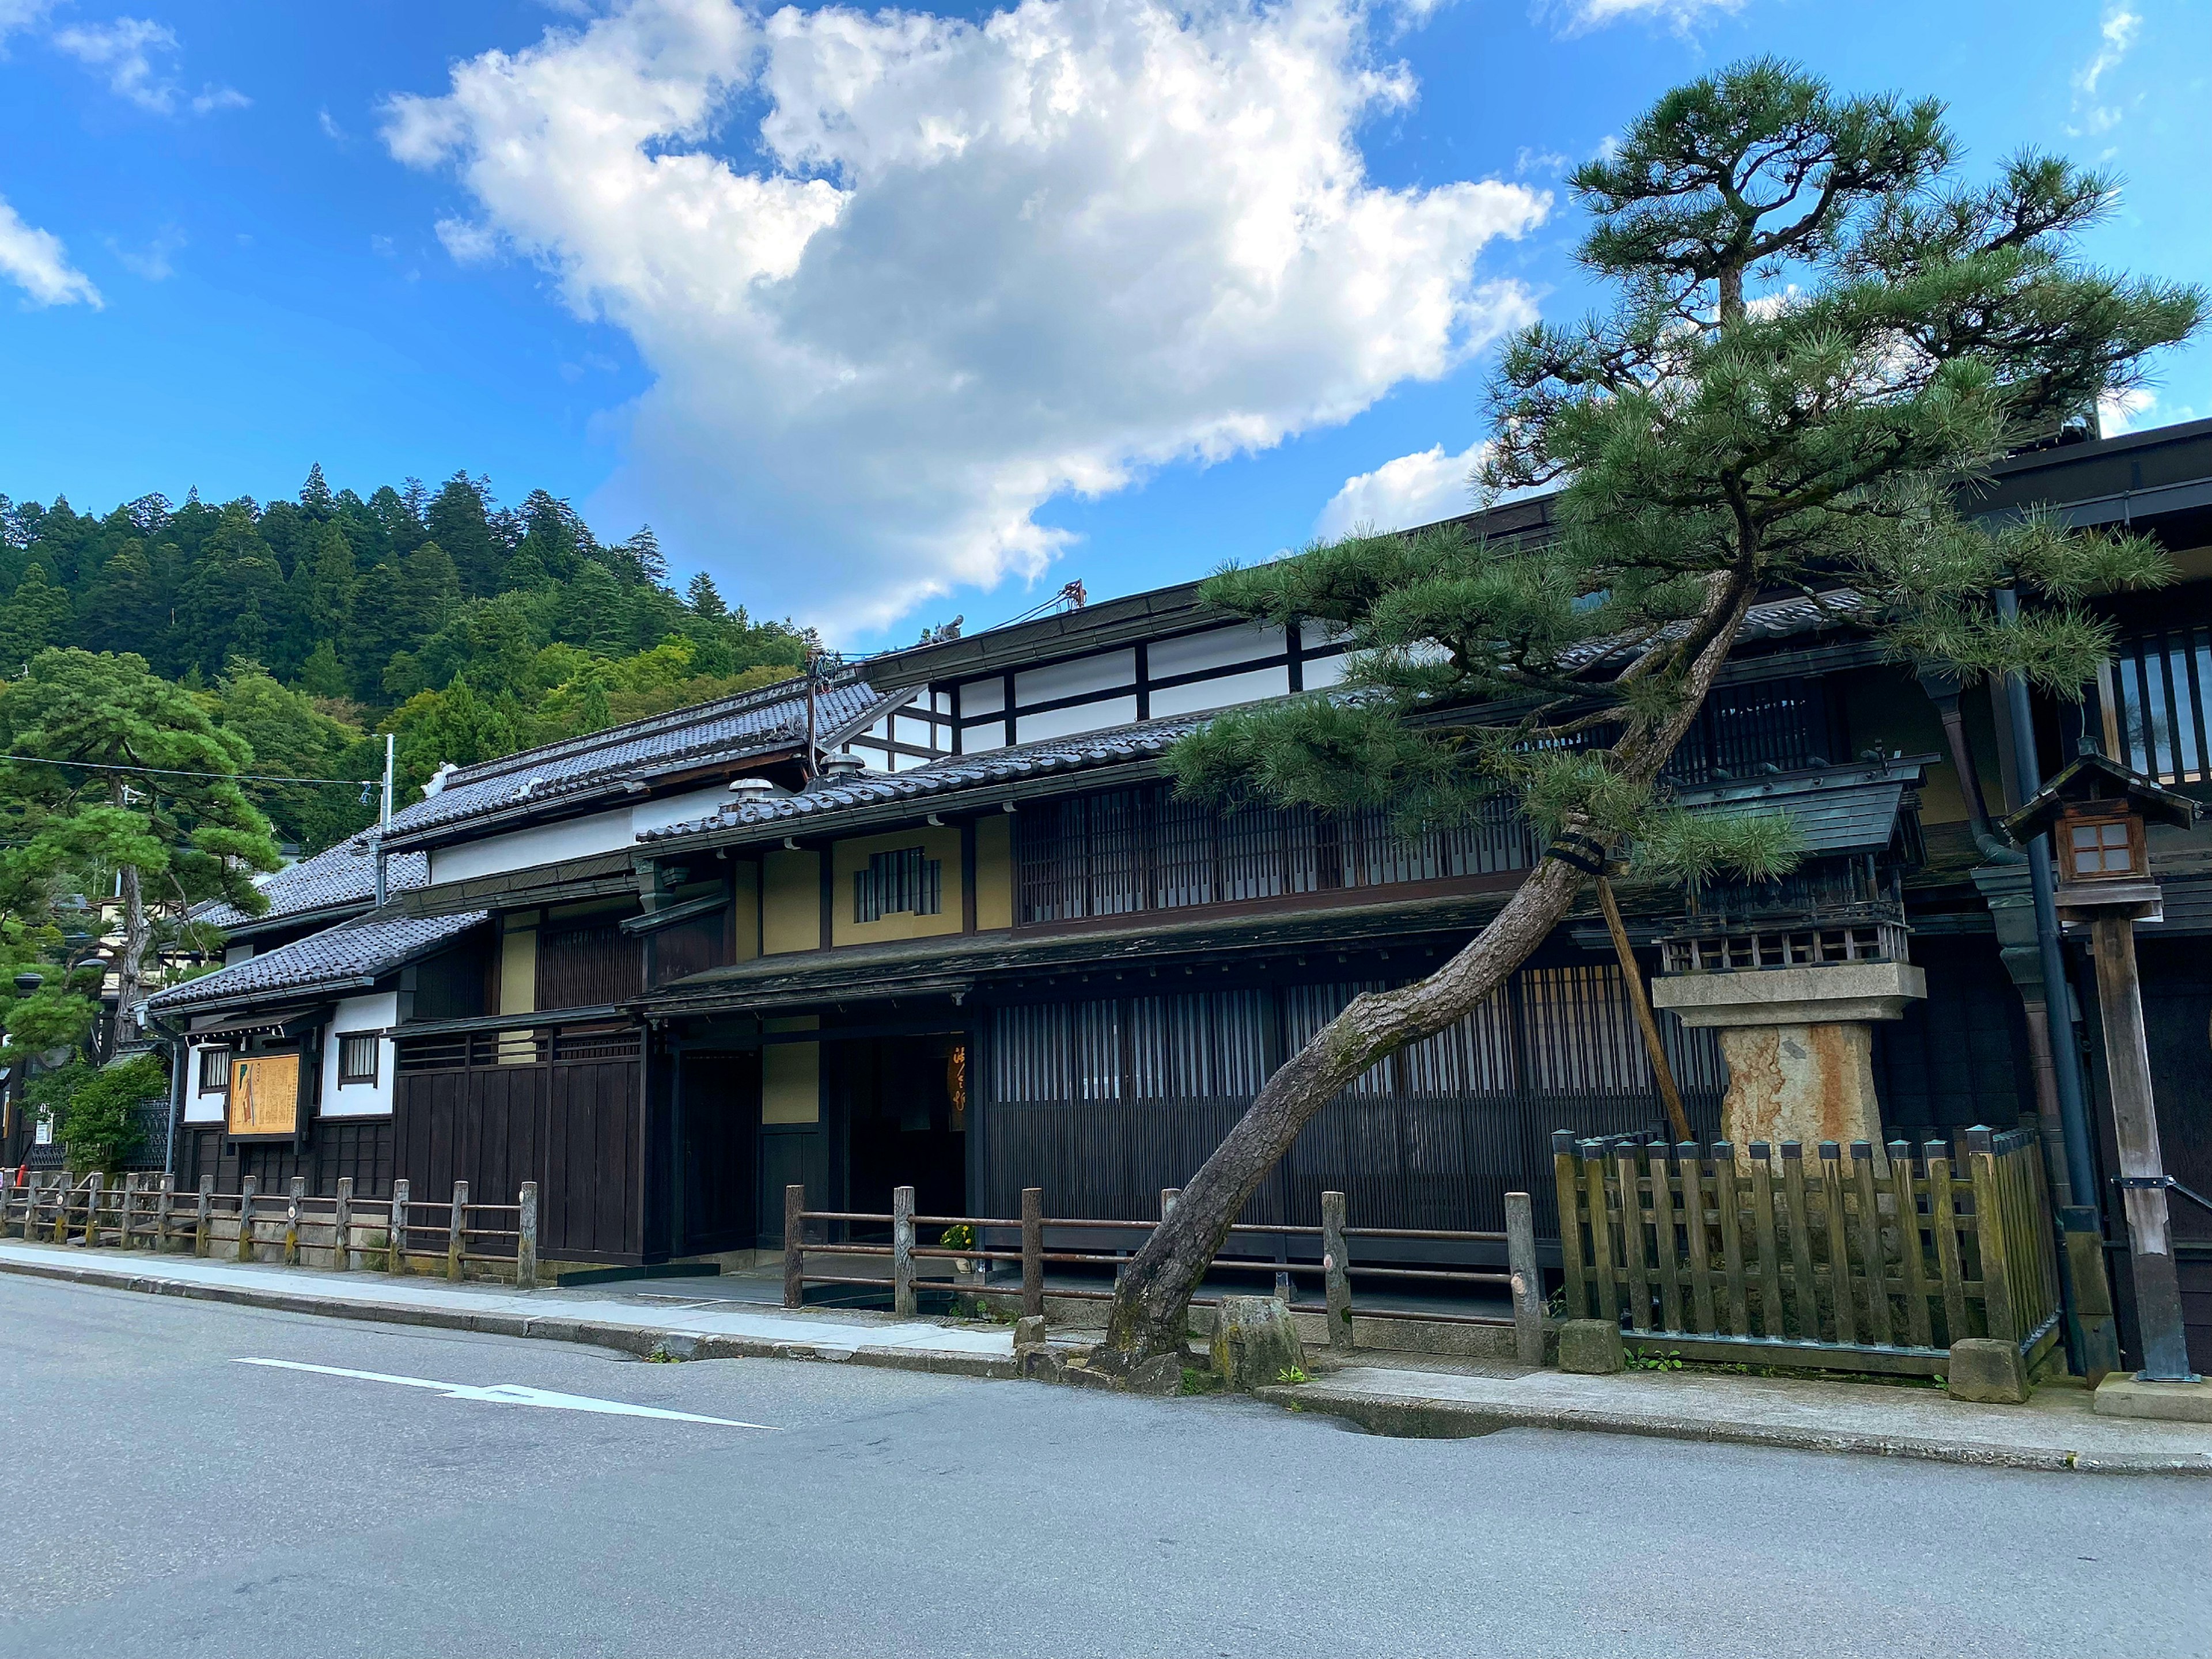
<box><xmin>832</xmin><ymin>1032</ymin><xmax>967</xmax><ymax>1225</ymax></box>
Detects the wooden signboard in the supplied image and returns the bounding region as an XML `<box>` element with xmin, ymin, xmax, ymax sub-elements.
<box><xmin>228</xmin><ymin>1054</ymin><xmax>300</xmax><ymax>1137</ymax></box>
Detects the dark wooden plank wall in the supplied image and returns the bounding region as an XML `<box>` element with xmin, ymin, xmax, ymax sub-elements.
<box><xmin>391</xmin><ymin>1043</ymin><xmax>644</xmax><ymax>1263</ymax></box>
<box><xmin>2136</xmin><ymin>936</ymin><xmax>2212</xmax><ymax>1371</ymax></box>
<box><xmin>677</xmin><ymin>1049</ymin><xmax>758</xmax><ymax>1254</ymax></box>
<box><xmin>173</xmin><ymin>1119</ymin><xmax>396</xmax><ymax>1198</ymax></box>
<box><xmin>1870</xmin><ymin>937</ymin><xmax>2040</xmax><ymax>1137</ymax></box>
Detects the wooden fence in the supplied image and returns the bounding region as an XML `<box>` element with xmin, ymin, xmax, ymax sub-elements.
<box><xmin>783</xmin><ymin>1183</ymin><xmax>1551</xmax><ymax>1362</ymax></box>
<box><xmin>1552</xmin><ymin>1126</ymin><xmax>2065</xmax><ymax>1376</ymax></box>
<box><xmin>1</xmin><ymin>1169</ymin><xmax>540</xmax><ymax>1289</ymax></box>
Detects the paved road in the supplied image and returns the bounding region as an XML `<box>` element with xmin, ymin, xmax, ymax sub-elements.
<box><xmin>3</xmin><ymin>1275</ymin><xmax>2206</xmax><ymax>1658</ymax></box>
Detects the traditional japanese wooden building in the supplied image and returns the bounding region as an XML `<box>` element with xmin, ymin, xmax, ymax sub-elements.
<box><xmin>142</xmin><ymin>417</ymin><xmax>2212</xmax><ymax>1368</ymax></box>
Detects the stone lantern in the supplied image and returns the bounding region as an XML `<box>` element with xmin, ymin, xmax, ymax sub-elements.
<box><xmin>2005</xmin><ymin>752</ymin><xmax>2205</xmax><ymax>1400</ymax></box>
<box><xmin>1649</xmin><ymin>757</ymin><xmax>1931</xmax><ymax>1164</ymax></box>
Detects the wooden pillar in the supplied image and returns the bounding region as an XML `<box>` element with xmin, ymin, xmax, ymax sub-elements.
<box><xmin>1320</xmin><ymin>1190</ymin><xmax>1352</xmax><ymax>1351</ymax></box>
<box><xmin>892</xmin><ymin>1184</ymin><xmax>916</xmax><ymax>1318</ymax></box>
<box><xmin>1020</xmin><ymin>1186</ymin><xmax>1043</xmax><ymax>1319</ymax></box>
<box><xmin>2090</xmin><ymin>914</ymin><xmax>2195</xmax><ymax>1380</ymax></box>
<box><xmin>783</xmin><ymin>1183</ymin><xmax>805</xmax><ymax>1309</ymax></box>
<box><xmin>234</xmin><ymin>1175</ymin><xmax>257</xmax><ymax>1263</ymax></box>
<box><xmin>447</xmin><ymin>1180</ymin><xmax>468</xmax><ymax>1282</ymax></box>
<box><xmin>116</xmin><ymin>1173</ymin><xmax>138</xmax><ymax>1251</ymax></box>
<box><xmin>517</xmin><ymin>1181</ymin><xmax>539</xmax><ymax>1290</ymax></box>
<box><xmin>154</xmin><ymin>1173</ymin><xmax>175</xmax><ymax>1255</ymax></box>
<box><xmin>333</xmin><ymin>1177</ymin><xmax>353</xmax><ymax>1271</ymax></box>
<box><xmin>285</xmin><ymin>1176</ymin><xmax>306</xmax><ymax>1267</ymax></box>
<box><xmin>388</xmin><ymin>1179</ymin><xmax>408</xmax><ymax>1274</ymax></box>
<box><xmin>193</xmin><ymin>1175</ymin><xmax>213</xmax><ymax>1257</ymax></box>
<box><xmin>1506</xmin><ymin>1191</ymin><xmax>1545</xmax><ymax>1366</ymax></box>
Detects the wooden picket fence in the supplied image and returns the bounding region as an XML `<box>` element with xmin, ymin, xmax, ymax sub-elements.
<box><xmin>1</xmin><ymin>1169</ymin><xmax>540</xmax><ymax>1289</ymax></box>
<box><xmin>1553</xmin><ymin>1126</ymin><xmax>2065</xmax><ymax>1376</ymax></box>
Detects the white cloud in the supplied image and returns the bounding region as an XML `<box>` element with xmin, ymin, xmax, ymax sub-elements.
<box><xmin>0</xmin><ymin>193</ymin><xmax>101</xmax><ymax>308</ymax></box>
<box><xmin>1316</xmin><ymin>438</ymin><xmax>1489</xmax><ymax>539</ymax></box>
<box><xmin>0</xmin><ymin>0</ymin><xmax>53</xmax><ymax>48</ymax></box>
<box><xmin>382</xmin><ymin>0</ymin><xmax>1546</xmax><ymax>631</ymax></box>
<box><xmin>52</xmin><ymin>16</ymin><xmax>247</xmax><ymax>115</ymax></box>
<box><xmin>1541</xmin><ymin>0</ymin><xmax>1745</xmax><ymax>37</ymax></box>
<box><xmin>2070</xmin><ymin>4</ymin><xmax>2139</xmax><ymax>135</ymax></box>
<box><xmin>2098</xmin><ymin>386</ymin><xmax>2156</xmax><ymax>434</ymax></box>
<box><xmin>110</xmin><ymin>224</ymin><xmax>184</xmax><ymax>280</ymax></box>
<box><xmin>319</xmin><ymin>107</ymin><xmax>347</xmax><ymax>141</ymax></box>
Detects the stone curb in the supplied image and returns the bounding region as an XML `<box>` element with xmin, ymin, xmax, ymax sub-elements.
<box><xmin>0</xmin><ymin>1251</ymin><xmax>1017</xmax><ymax>1380</ymax></box>
<box><xmin>1250</xmin><ymin>1382</ymin><xmax>2212</xmax><ymax>1475</ymax></box>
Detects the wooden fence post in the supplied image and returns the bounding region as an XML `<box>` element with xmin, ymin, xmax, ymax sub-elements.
<box><xmin>388</xmin><ymin>1179</ymin><xmax>408</xmax><ymax>1275</ymax></box>
<box><xmin>117</xmin><ymin>1174</ymin><xmax>139</xmax><ymax>1251</ymax></box>
<box><xmin>194</xmin><ymin>1176</ymin><xmax>213</xmax><ymax>1257</ymax></box>
<box><xmin>1967</xmin><ymin>1127</ymin><xmax>2017</xmax><ymax>1345</ymax></box>
<box><xmin>1551</xmin><ymin>1132</ymin><xmax>1586</xmax><ymax>1320</ymax></box>
<box><xmin>285</xmin><ymin>1176</ymin><xmax>306</xmax><ymax>1266</ymax></box>
<box><xmin>332</xmin><ymin>1177</ymin><xmax>353</xmax><ymax>1271</ymax></box>
<box><xmin>517</xmin><ymin>1182</ymin><xmax>539</xmax><ymax>1290</ymax></box>
<box><xmin>82</xmin><ymin>1172</ymin><xmax>104</xmax><ymax>1248</ymax></box>
<box><xmin>782</xmin><ymin>1184</ymin><xmax>805</xmax><ymax>1309</ymax></box>
<box><xmin>447</xmin><ymin>1180</ymin><xmax>468</xmax><ymax>1282</ymax></box>
<box><xmin>154</xmin><ymin>1173</ymin><xmax>175</xmax><ymax>1255</ymax></box>
<box><xmin>1320</xmin><ymin>1190</ymin><xmax>1352</xmax><ymax>1351</ymax></box>
<box><xmin>892</xmin><ymin>1184</ymin><xmax>916</xmax><ymax>1317</ymax></box>
<box><xmin>1020</xmin><ymin>1187</ymin><xmax>1043</xmax><ymax>1320</ymax></box>
<box><xmin>1</xmin><ymin>1168</ymin><xmax>15</xmax><ymax>1239</ymax></box>
<box><xmin>235</xmin><ymin>1175</ymin><xmax>257</xmax><ymax>1263</ymax></box>
<box><xmin>1506</xmin><ymin>1191</ymin><xmax>1545</xmax><ymax>1366</ymax></box>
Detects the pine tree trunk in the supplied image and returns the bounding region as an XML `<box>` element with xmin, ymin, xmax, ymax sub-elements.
<box><xmin>1090</xmin><ymin>580</ymin><xmax>1757</xmax><ymax>1374</ymax></box>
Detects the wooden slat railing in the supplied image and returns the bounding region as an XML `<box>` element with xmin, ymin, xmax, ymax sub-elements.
<box><xmin>0</xmin><ymin>1169</ymin><xmax>539</xmax><ymax>1289</ymax></box>
<box><xmin>1552</xmin><ymin>1126</ymin><xmax>2064</xmax><ymax>1376</ymax></box>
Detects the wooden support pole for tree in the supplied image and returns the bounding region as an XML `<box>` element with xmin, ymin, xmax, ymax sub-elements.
<box><xmin>1506</xmin><ymin>1191</ymin><xmax>1546</xmax><ymax>1366</ymax></box>
<box><xmin>1320</xmin><ymin>1190</ymin><xmax>1353</xmax><ymax>1350</ymax></box>
<box><xmin>333</xmin><ymin>1177</ymin><xmax>353</xmax><ymax>1271</ymax></box>
<box><xmin>1596</xmin><ymin>875</ymin><xmax>1692</xmax><ymax>1145</ymax></box>
<box><xmin>446</xmin><ymin>1180</ymin><xmax>468</xmax><ymax>1282</ymax></box>
<box><xmin>234</xmin><ymin>1175</ymin><xmax>256</xmax><ymax>1263</ymax></box>
<box><xmin>388</xmin><ymin>1179</ymin><xmax>408</xmax><ymax>1275</ymax></box>
<box><xmin>783</xmin><ymin>1184</ymin><xmax>805</xmax><ymax>1309</ymax></box>
<box><xmin>1021</xmin><ymin>1187</ymin><xmax>1044</xmax><ymax>1320</ymax></box>
<box><xmin>892</xmin><ymin>1184</ymin><xmax>916</xmax><ymax>1317</ymax></box>
<box><xmin>517</xmin><ymin>1181</ymin><xmax>539</xmax><ymax>1290</ymax></box>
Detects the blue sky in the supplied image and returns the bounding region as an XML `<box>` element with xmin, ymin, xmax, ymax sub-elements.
<box><xmin>1</xmin><ymin>0</ymin><xmax>2205</xmax><ymax>652</ymax></box>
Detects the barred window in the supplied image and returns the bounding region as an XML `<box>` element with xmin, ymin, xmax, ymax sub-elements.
<box><xmin>854</xmin><ymin>846</ymin><xmax>942</xmax><ymax>923</ymax></box>
<box><xmin>197</xmin><ymin>1046</ymin><xmax>230</xmax><ymax>1092</ymax></box>
<box><xmin>337</xmin><ymin>1033</ymin><xmax>380</xmax><ymax>1085</ymax></box>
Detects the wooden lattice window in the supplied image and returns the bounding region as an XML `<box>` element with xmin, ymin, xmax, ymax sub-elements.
<box><xmin>854</xmin><ymin>847</ymin><xmax>942</xmax><ymax>923</ymax></box>
<box><xmin>197</xmin><ymin>1046</ymin><xmax>230</xmax><ymax>1092</ymax></box>
<box><xmin>337</xmin><ymin>1033</ymin><xmax>380</xmax><ymax>1085</ymax></box>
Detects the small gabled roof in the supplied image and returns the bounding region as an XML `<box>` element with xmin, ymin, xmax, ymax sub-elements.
<box><xmin>145</xmin><ymin>908</ymin><xmax>490</xmax><ymax>1016</ymax></box>
<box><xmin>192</xmin><ymin>836</ymin><xmax>430</xmax><ymax>937</ymax></box>
<box><xmin>641</xmin><ymin>712</ymin><xmax>1213</xmax><ymax>846</ymax></box>
<box><xmin>2005</xmin><ymin>751</ymin><xmax>2202</xmax><ymax>841</ymax></box>
<box><xmin>1672</xmin><ymin>755</ymin><xmax>1934</xmax><ymax>857</ymax></box>
<box><xmin>378</xmin><ymin>677</ymin><xmax>896</xmax><ymax>850</ymax></box>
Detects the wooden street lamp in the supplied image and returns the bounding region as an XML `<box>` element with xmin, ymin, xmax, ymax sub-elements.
<box><xmin>2007</xmin><ymin>753</ymin><xmax>2202</xmax><ymax>1389</ymax></box>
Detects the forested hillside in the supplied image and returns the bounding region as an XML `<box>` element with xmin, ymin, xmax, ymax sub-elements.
<box><xmin>0</xmin><ymin>468</ymin><xmax>812</xmax><ymax>853</ymax></box>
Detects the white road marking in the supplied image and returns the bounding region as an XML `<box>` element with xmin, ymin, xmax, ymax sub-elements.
<box><xmin>234</xmin><ymin>1358</ymin><xmax>775</xmax><ymax>1428</ymax></box>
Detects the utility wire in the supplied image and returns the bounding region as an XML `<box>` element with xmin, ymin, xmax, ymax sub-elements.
<box><xmin>0</xmin><ymin>754</ymin><xmax>377</xmax><ymax>787</ymax></box>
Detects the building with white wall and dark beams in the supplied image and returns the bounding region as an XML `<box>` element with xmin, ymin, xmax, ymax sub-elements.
<box><xmin>132</xmin><ymin>416</ymin><xmax>2212</xmax><ymax>1370</ymax></box>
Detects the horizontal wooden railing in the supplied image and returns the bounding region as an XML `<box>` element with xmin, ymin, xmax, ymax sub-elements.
<box><xmin>783</xmin><ymin>1184</ymin><xmax>1548</xmax><ymax>1361</ymax></box>
<box><xmin>1554</xmin><ymin>1126</ymin><xmax>2064</xmax><ymax>1375</ymax></box>
<box><xmin>1</xmin><ymin>1169</ymin><xmax>540</xmax><ymax>1289</ymax></box>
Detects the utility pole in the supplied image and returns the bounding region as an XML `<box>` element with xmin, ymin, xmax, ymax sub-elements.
<box><xmin>373</xmin><ymin>732</ymin><xmax>394</xmax><ymax>908</ymax></box>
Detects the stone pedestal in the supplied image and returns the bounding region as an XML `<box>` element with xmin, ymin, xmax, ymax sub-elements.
<box><xmin>1650</xmin><ymin>961</ymin><xmax>1925</xmax><ymax>1162</ymax></box>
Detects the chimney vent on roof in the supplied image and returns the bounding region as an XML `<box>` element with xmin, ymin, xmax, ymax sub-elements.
<box><xmin>820</xmin><ymin>751</ymin><xmax>867</xmax><ymax>782</ymax></box>
<box><xmin>725</xmin><ymin>777</ymin><xmax>777</xmax><ymax>805</ymax></box>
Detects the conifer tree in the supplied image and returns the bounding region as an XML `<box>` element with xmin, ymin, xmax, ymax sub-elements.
<box><xmin>1093</xmin><ymin>59</ymin><xmax>2206</xmax><ymax>1373</ymax></box>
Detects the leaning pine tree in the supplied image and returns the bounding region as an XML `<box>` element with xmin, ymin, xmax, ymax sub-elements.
<box><xmin>1092</xmin><ymin>58</ymin><xmax>2203</xmax><ymax>1377</ymax></box>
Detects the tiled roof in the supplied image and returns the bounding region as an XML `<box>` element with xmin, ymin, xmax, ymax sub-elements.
<box><xmin>194</xmin><ymin>836</ymin><xmax>430</xmax><ymax>934</ymax></box>
<box><xmin>146</xmin><ymin>908</ymin><xmax>489</xmax><ymax>1014</ymax></box>
<box><xmin>642</xmin><ymin>713</ymin><xmax>1214</xmax><ymax>842</ymax></box>
<box><xmin>1673</xmin><ymin>756</ymin><xmax>1930</xmax><ymax>856</ymax></box>
<box><xmin>379</xmin><ymin>677</ymin><xmax>895</xmax><ymax>846</ymax></box>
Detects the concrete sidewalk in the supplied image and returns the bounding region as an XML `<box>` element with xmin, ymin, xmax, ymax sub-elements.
<box><xmin>1257</xmin><ymin>1358</ymin><xmax>2212</xmax><ymax>1474</ymax></box>
<box><xmin>0</xmin><ymin>1238</ymin><xmax>1018</xmax><ymax>1374</ymax></box>
<box><xmin>10</xmin><ymin>1237</ymin><xmax>2212</xmax><ymax>1474</ymax></box>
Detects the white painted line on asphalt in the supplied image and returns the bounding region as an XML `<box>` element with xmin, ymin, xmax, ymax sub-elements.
<box><xmin>234</xmin><ymin>1358</ymin><xmax>777</xmax><ymax>1429</ymax></box>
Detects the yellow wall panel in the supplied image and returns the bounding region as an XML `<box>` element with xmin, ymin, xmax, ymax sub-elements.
<box><xmin>974</xmin><ymin>814</ymin><xmax>1013</xmax><ymax>931</ymax></box>
<box><xmin>831</xmin><ymin>825</ymin><xmax>965</xmax><ymax>947</ymax></box>
<box><xmin>762</xmin><ymin>850</ymin><xmax>822</xmax><ymax>954</ymax></box>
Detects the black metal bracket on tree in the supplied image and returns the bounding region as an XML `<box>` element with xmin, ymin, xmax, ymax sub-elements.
<box><xmin>1545</xmin><ymin>832</ymin><xmax>1609</xmax><ymax>876</ymax></box>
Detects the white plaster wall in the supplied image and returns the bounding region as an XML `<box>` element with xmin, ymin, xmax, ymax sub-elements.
<box><xmin>321</xmin><ymin>991</ymin><xmax>400</xmax><ymax>1118</ymax></box>
<box><xmin>183</xmin><ymin>1021</ymin><xmax>233</xmax><ymax>1124</ymax></box>
<box><xmin>428</xmin><ymin>785</ymin><xmax>730</xmax><ymax>885</ymax></box>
